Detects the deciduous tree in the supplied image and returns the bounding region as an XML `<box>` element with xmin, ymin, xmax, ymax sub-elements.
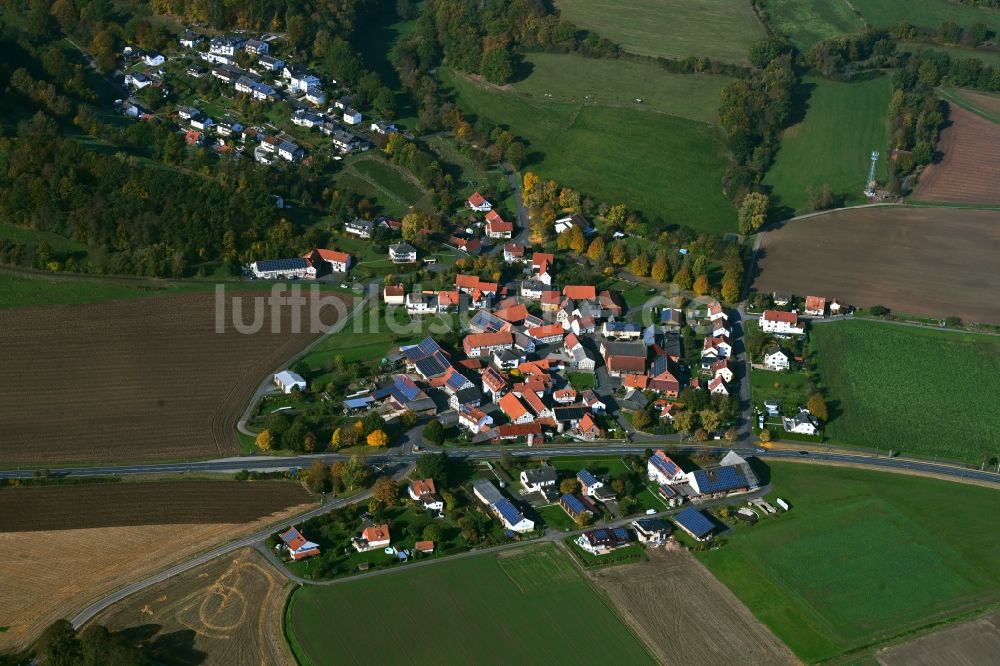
<box><xmin>587</xmin><ymin>237</ymin><xmax>605</xmax><ymax>261</ymax></box>
<box><xmin>610</xmin><ymin>243</ymin><xmax>628</xmax><ymax>266</ymax></box>
<box><xmin>806</xmin><ymin>393</ymin><xmax>829</xmax><ymax>422</ymax></box>
<box><xmin>367</xmin><ymin>429</ymin><xmax>389</xmax><ymax>448</ymax></box>
<box><xmin>699</xmin><ymin>410</ymin><xmax>722</xmax><ymax>433</ymax></box>
<box><xmin>651</xmin><ymin>255</ymin><xmax>670</xmax><ymax>283</ymax></box>
<box><xmin>559</xmin><ymin>478</ymin><xmax>579</xmax><ymax>494</ymax></box>
<box><xmin>255</xmin><ymin>430</ymin><xmax>273</xmax><ymax>451</ymax></box>
<box><xmin>693</xmin><ymin>274</ymin><xmax>711</xmax><ymax>295</ymax></box>
<box><xmin>738</xmin><ymin>192</ymin><xmax>769</xmax><ymax>235</ymax></box>
<box><xmin>674</xmin><ymin>266</ymin><xmax>693</xmax><ymax>290</ymax></box>
<box><xmin>372</xmin><ymin>477</ymin><xmax>399</xmax><ymax>506</ymax></box>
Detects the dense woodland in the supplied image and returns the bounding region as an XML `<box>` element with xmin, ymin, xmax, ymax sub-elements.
<box><xmin>1</xmin><ymin>1</ymin><xmax>999</xmax><ymax>277</ymax></box>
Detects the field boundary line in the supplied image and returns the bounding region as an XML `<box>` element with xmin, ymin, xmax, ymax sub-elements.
<box><xmin>283</xmin><ymin>585</ymin><xmax>310</xmax><ymax>666</ymax></box>
<box><xmin>937</xmin><ymin>87</ymin><xmax>1000</xmax><ymax>125</ymax></box>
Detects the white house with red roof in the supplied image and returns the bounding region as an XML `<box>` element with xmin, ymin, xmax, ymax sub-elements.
<box><xmin>804</xmin><ymin>295</ymin><xmax>827</xmax><ymax>317</ymax></box>
<box><xmin>577</xmin><ymin>413</ymin><xmax>605</xmax><ymax>440</ymax></box>
<box><xmin>467</xmin><ymin>191</ymin><xmax>492</xmax><ymax>212</ymax></box>
<box><xmin>708</xmin><ymin>375</ymin><xmax>729</xmax><ymax>395</ymax></box>
<box><xmin>459</xmin><ymin>404</ymin><xmax>493</xmax><ymax>434</ymax></box>
<box><xmin>707</xmin><ymin>301</ymin><xmax>728</xmax><ymax>322</ymax></box>
<box><xmin>305</xmin><ymin>248</ymin><xmax>351</xmax><ymax>273</ymax></box>
<box><xmin>647</xmin><ymin>450</ymin><xmax>685</xmax><ymax>485</ymax></box>
<box><xmin>760</xmin><ymin>310</ymin><xmax>805</xmax><ymax>334</ymax></box>
<box><xmin>503</xmin><ymin>243</ymin><xmax>525</xmax><ymax>263</ymax></box>
<box><xmin>499</xmin><ymin>392</ymin><xmax>534</xmax><ymax>424</ymax></box>
<box><xmin>280</xmin><ymin>526</ymin><xmax>320</xmax><ymax>560</ymax></box>
<box><xmin>383</xmin><ymin>283</ymin><xmax>405</xmax><ymax>305</ymax></box>
<box><xmin>485</xmin><ymin>210</ymin><xmax>513</xmax><ymax>239</ymax></box>
<box><xmin>352</xmin><ymin>523</ymin><xmax>391</xmax><ymax>552</ymax></box>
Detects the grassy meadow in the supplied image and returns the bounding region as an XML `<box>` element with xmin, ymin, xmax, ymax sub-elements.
<box><xmin>514</xmin><ymin>53</ymin><xmax>733</xmax><ymax>124</ymax></box>
<box><xmin>697</xmin><ymin>462</ymin><xmax>1000</xmax><ymax>662</ymax></box>
<box><xmin>286</xmin><ymin>544</ymin><xmax>654</xmax><ymax>664</ymax></box>
<box><xmin>555</xmin><ymin>0</ymin><xmax>767</xmax><ymax>63</ymax></box>
<box><xmin>764</xmin><ymin>75</ymin><xmax>891</xmax><ymax>217</ymax></box>
<box><xmin>333</xmin><ymin>157</ymin><xmax>431</xmax><ymax>217</ymax></box>
<box><xmin>852</xmin><ymin>0</ymin><xmax>1000</xmax><ymax>33</ymax></box>
<box><xmin>810</xmin><ymin>321</ymin><xmax>1000</xmax><ymax>463</ymax></box>
<box><xmin>760</xmin><ymin>0</ymin><xmax>863</xmax><ymax>50</ymax></box>
<box><xmin>439</xmin><ymin>67</ymin><xmax>737</xmax><ymax>233</ymax></box>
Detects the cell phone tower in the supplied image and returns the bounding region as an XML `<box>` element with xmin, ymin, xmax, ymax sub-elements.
<box><xmin>864</xmin><ymin>150</ymin><xmax>879</xmax><ymax>197</ymax></box>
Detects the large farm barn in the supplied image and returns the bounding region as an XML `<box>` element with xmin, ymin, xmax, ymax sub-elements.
<box><xmin>752</xmin><ymin>207</ymin><xmax>1000</xmax><ymax>325</ymax></box>
<box><xmin>0</xmin><ymin>291</ymin><xmax>349</xmax><ymax>464</ymax></box>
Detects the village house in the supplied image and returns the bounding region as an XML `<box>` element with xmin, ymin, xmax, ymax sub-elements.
<box><xmin>661</xmin><ymin>308</ymin><xmax>683</xmax><ymax>331</ymax></box>
<box><xmin>389</xmin><ymin>242</ymin><xmax>418</xmax><ymax>264</ymax></box>
<box><xmin>485</xmin><ymin>210</ymin><xmax>513</xmax><ymax>239</ymax></box>
<box><xmin>503</xmin><ymin>243</ymin><xmax>525</xmax><ymax>263</ymax></box>
<box><xmin>179</xmin><ymin>29</ymin><xmax>203</xmax><ymax>48</ymax></box>
<box><xmin>648</xmin><ymin>356</ymin><xmax>680</xmax><ymax>397</ymax></box>
<box><xmin>804</xmin><ymin>295</ymin><xmax>827</xmax><ymax>317</ymax></box>
<box><xmin>708</xmin><ymin>375</ymin><xmax>729</xmax><ymax>396</ymax></box>
<box><xmin>343</xmin><ymin>108</ymin><xmax>362</xmax><ymax>125</ymax></box>
<box><xmin>784</xmin><ymin>409</ymin><xmax>820</xmax><ymax>435</ymax></box>
<box><xmin>245</xmin><ymin>39</ymin><xmax>269</xmax><ymax>55</ymax></box>
<box><xmin>710</xmin><ymin>358</ymin><xmax>734</xmax><ymax>383</ymax></box>
<box><xmin>283</xmin><ymin>65</ymin><xmax>321</xmax><ymax>92</ymax></box>
<box><xmin>254</xmin><ymin>54</ymin><xmax>285</xmax><ymax>73</ymax></box>
<box><xmin>760</xmin><ymin>310</ymin><xmax>805</xmax><ymax>335</ymax></box>
<box><xmin>559</xmin><ymin>493</ymin><xmax>597</xmax><ymax>522</ymax></box>
<box><xmin>520</xmin><ymin>465</ymin><xmax>557</xmax><ymax>493</ymax></box>
<box><xmin>582</xmin><ymin>390</ymin><xmax>606</xmax><ymax>414</ymax></box>
<box><xmin>251</xmin><ymin>257</ymin><xmax>316</xmax><ymax>280</ymax></box>
<box><xmin>647</xmin><ymin>450</ymin><xmax>685</xmax><ymax>485</ymax></box>
<box><xmin>602</xmin><ymin>321</ymin><xmax>643</xmax><ymax>340</ymax></box>
<box><xmin>344</xmin><ymin>218</ymin><xmax>375</xmax><ymax>238</ymax></box>
<box><xmin>577</xmin><ymin>413</ymin><xmax>605</xmax><ymax>440</ymax></box>
<box><xmin>632</xmin><ymin>518</ymin><xmax>671</xmax><ymax>546</ymax></box>
<box><xmin>352</xmin><ymin>523</ymin><xmax>391</xmax><ymax>552</ymax></box>
<box><xmin>471</xmin><ymin>480</ymin><xmax>534</xmax><ymax>532</ymax></box>
<box><xmin>279</xmin><ymin>527</ymin><xmax>320</xmax><ymax>560</ymax></box>
<box><xmin>498</xmin><ymin>393</ymin><xmax>534</xmax><ymax>425</ymax></box>
<box><xmin>600</xmin><ymin>340</ymin><xmax>647</xmax><ymax>378</ymax></box>
<box><xmin>463</xmin><ymin>331</ymin><xmax>513</xmax><ymax>358</ymax></box>
<box><xmin>575</xmin><ymin>527</ymin><xmax>633</xmax><ymax>555</ymax></box>
<box><xmin>577</xmin><ymin>469</ymin><xmax>604</xmax><ymax>497</ymax></box>
<box><xmin>467</xmin><ymin>191</ymin><xmax>492</xmax><ymax>212</ymax></box>
<box><xmin>383</xmin><ymin>283</ymin><xmax>405</xmax><ymax>305</ymax></box>
<box><xmin>763</xmin><ymin>345</ymin><xmax>789</xmax><ymax>371</ymax></box>
<box><xmin>304</xmin><ymin>249</ymin><xmax>350</xmax><ymax>273</ymax></box>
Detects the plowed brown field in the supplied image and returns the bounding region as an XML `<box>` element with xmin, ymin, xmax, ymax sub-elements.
<box><xmin>0</xmin><ymin>290</ymin><xmax>350</xmax><ymax>464</ymax></box>
<box><xmin>586</xmin><ymin>548</ymin><xmax>796</xmax><ymax>666</ymax></box>
<box><xmin>753</xmin><ymin>206</ymin><xmax>1000</xmax><ymax>324</ymax></box>
<box><xmin>90</xmin><ymin>547</ymin><xmax>295</xmax><ymax>666</ymax></box>
<box><xmin>915</xmin><ymin>104</ymin><xmax>1000</xmax><ymax>204</ymax></box>
<box><xmin>0</xmin><ymin>481</ymin><xmax>314</xmax><ymax>653</ymax></box>
<box><xmin>0</xmin><ymin>481</ymin><xmax>312</xmax><ymax>532</ymax></box>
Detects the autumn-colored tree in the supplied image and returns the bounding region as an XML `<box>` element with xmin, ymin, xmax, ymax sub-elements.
<box><xmin>606</xmin><ymin>203</ymin><xmax>628</xmax><ymax>226</ymax></box>
<box><xmin>721</xmin><ymin>271</ymin><xmax>742</xmax><ymax>303</ymax></box>
<box><xmin>759</xmin><ymin>428</ymin><xmax>772</xmax><ymax>443</ymax></box>
<box><xmin>574</xmin><ymin>512</ymin><xmax>592</xmax><ymax>528</ymax></box>
<box><xmin>522</xmin><ymin>172</ymin><xmax>542</xmax><ymax>208</ymax></box>
<box><xmin>567</xmin><ymin>225</ymin><xmax>587</xmax><ymax>253</ymax></box>
<box><xmin>543</xmin><ymin>179</ymin><xmax>560</xmax><ymax>206</ymax></box>
<box><xmin>674</xmin><ymin>410</ymin><xmax>697</xmax><ymax>435</ymax></box>
<box><xmin>367</xmin><ymin>429</ymin><xmax>389</xmax><ymax>448</ymax></box>
<box><xmin>693</xmin><ymin>428</ymin><xmax>709</xmax><ymax>441</ymax></box>
<box><xmin>402</xmin><ymin>210</ymin><xmax>435</xmax><ymax>242</ymax></box>
<box><xmin>303</xmin><ymin>431</ymin><xmax>316</xmax><ymax>453</ymax></box>
<box><xmin>586</xmin><ymin>237</ymin><xmax>606</xmax><ymax>262</ymax></box>
<box><xmin>610</xmin><ymin>243</ymin><xmax>629</xmax><ymax>266</ymax></box>
<box><xmin>693</xmin><ymin>274</ymin><xmax>711</xmax><ymax>295</ymax></box>
<box><xmin>738</xmin><ymin>192</ymin><xmax>769</xmax><ymax>235</ymax></box>
<box><xmin>255</xmin><ymin>430</ymin><xmax>273</xmax><ymax>451</ymax></box>
<box><xmin>631</xmin><ymin>408</ymin><xmax>652</xmax><ymax>430</ymax></box>
<box><xmin>559</xmin><ymin>478</ymin><xmax>580</xmax><ymax>494</ymax></box>
<box><xmin>806</xmin><ymin>393</ymin><xmax>829</xmax><ymax>421</ymax></box>
<box><xmin>651</xmin><ymin>255</ymin><xmax>670</xmax><ymax>283</ymax></box>
<box><xmin>307</xmin><ymin>459</ymin><xmax>330</xmax><ymax>493</ymax></box>
<box><xmin>400</xmin><ymin>410</ymin><xmax>418</xmax><ymax>427</ymax></box>
<box><xmin>629</xmin><ymin>253</ymin><xmax>650</xmax><ymax>277</ymax></box>
<box><xmin>699</xmin><ymin>410</ymin><xmax>722</xmax><ymax>433</ymax></box>
<box><xmin>674</xmin><ymin>266</ymin><xmax>693</xmax><ymax>290</ymax></box>
<box><xmin>372</xmin><ymin>477</ymin><xmax>399</xmax><ymax>506</ymax></box>
<box><xmin>558</xmin><ymin>187</ymin><xmax>580</xmax><ymax>211</ymax></box>
<box><xmin>724</xmin><ymin>428</ymin><xmax>738</xmax><ymax>444</ymax></box>
<box><xmin>330</xmin><ymin>427</ymin><xmax>343</xmax><ymax>449</ymax></box>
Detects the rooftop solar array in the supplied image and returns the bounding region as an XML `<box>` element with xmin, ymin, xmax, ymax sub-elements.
<box><xmin>494</xmin><ymin>499</ymin><xmax>524</xmax><ymax>526</ymax></box>
<box><xmin>612</xmin><ymin>527</ymin><xmax>630</xmax><ymax>541</ymax></box>
<box><xmin>577</xmin><ymin>469</ymin><xmax>598</xmax><ymax>487</ymax></box>
<box><xmin>446</xmin><ymin>370</ymin><xmax>471</xmax><ymax>391</ymax></box>
<box><xmin>255</xmin><ymin>257</ymin><xmax>308</xmax><ymax>272</ymax></box>
<box><xmin>561</xmin><ymin>493</ymin><xmax>587</xmax><ymax>514</ymax></box>
<box><xmin>342</xmin><ymin>396</ymin><xmax>374</xmax><ymax>409</ymax></box>
<box><xmin>414</xmin><ymin>352</ymin><xmax>450</xmax><ymax>378</ymax></box>
<box><xmin>651</xmin><ymin>453</ymin><xmax>682</xmax><ymax>478</ymax></box>
<box><xmin>650</xmin><ymin>356</ymin><xmax>669</xmax><ymax>376</ymax></box>
<box><xmin>394</xmin><ymin>375</ymin><xmax>422</xmax><ymax>401</ymax></box>
<box><xmin>658</xmin><ymin>484</ymin><xmax>677</xmax><ymax>498</ymax></box>
<box><xmin>472</xmin><ymin>479</ymin><xmax>504</xmax><ymax>505</ymax></box>
<box><xmin>470</xmin><ymin>310</ymin><xmax>505</xmax><ymax>333</ymax></box>
<box><xmin>692</xmin><ymin>465</ymin><xmax>748</xmax><ymax>494</ymax></box>
<box><xmin>674</xmin><ymin>507</ymin><xmax>714</xmax><ymax>538</ymax></box>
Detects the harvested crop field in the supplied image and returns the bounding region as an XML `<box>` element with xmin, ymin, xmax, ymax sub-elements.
<box><xmin>0</xmin><ymin>487</ymin><xmax>314</xmax><ymax>652</ymax></box>
<box><xmin>914</xmin><ymin>104</ymin><xmax>1000</xmax><ymax>204</ymax></box>
<box><xmin>876</xmin><ymin>611</ymin><xmax>1000</xmax><ymax>666</ymax></box>
<box><xmin>0</xmin><ymin>480</ymin><xmax>312</xmax><ymax>532</ymax></box>
<box><xmin>586</xmin><ymin>548</ymin><xmax>795</xmax><ymax>666</ymax></box>
<box><xmin>753</xmin><ymin>206</ymin><xmax>1000</xmax><ymax>324</ymax></box>
<box><xmin>0</xmin><ymin>289</ymin><xmax>351</xmax><ymax>464</ymax></box>
<box><xmin>90</xmin><ymin>547</ymin><xmax>295</xmax><ymax>666</ymax></box>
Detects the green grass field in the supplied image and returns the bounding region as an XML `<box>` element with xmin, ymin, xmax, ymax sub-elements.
<box><xmin>764</xmin><ymin>75</ymin><xmax>891</xmax><ymax>217</ymax></box>
<box><xmin>333</xmin><ymin>157</ymin><xmax>431</xmax><ymax>217</ymax></box>
<box><xmin>906</xmin><ymin>42</ymin><xmax>1000</xmax><ymax>68</ymax></box>
<box><xmin>440</xmin><ymin>68</ymin><xmax>737</xmax><ymax>233</ymax></box>
<box><xmin>810</xmin><ymin>321</ymin><xmax>1000</xmax><ymax>462</ymax></box>
<box><xmin>555</xmin><ymin>0</ymin><xmax>767</xmax><ymax>63</ymax></box>
<box><xmin>853</xmin><ymin>0</ymin><xmax>1000</xmax><ymax>33</ymax></box>
<box><xmin>513</xmin><ymin>53</ymin><xmax>734</xmax><ymax>125</ymax></box>
<box><xmin>286</xmin><ymin>544</ymin><xmax>654</xmax><ymax>664</ymax></box>
<box><xmin>761</xmin><ymin>0</ymin><xmax>863</xmax><ymax>50</ymax></box>
<box><xmin>696</xmin><ymin>462</ymin><xmax>1000</xmax><ymax>662</ymax></box>
<box><xmin>0</xmin><ymin>269</ymin><xmax>268</xmax><ymax>307</ymax></box>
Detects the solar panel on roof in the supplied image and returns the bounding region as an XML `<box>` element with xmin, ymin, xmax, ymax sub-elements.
<box><xmin>446</xmin><ymin>371</ymin><xmax>470</xmax><ymax>390</ymax></box>
<box><xmin>658</xmin><ymin>484</ymin><xmax>677</xmax><ymax>498</ymax></box>
<box><xmin>674</xmin><ymin>507</ymin><xmax>714</xmax><ymax>537</ymax></box>
<box><xmin>494</xmin><ymin>499</ymin><xmax>524</xmax><ymax>525</ymax></box>
<box><xmin>394</xmin><ymin>375</ymin><xmax>421</xmax><ymax>401</ymax></box>
<box><xmin>417</xmin><ymin>337</ymin><xmax>441</xmax><ymax>356</ymax></box>
<box><xmin>694</xmin><ymin>466</ymin><xmax>748</xmax><ymax>494</ymax></box>
<box><xmin>256</xmin><ymin>257</ymin><xmax>308</xmax><ymax>272</ymax></box>
<box><xmin>561</xmin><ymin>493</ymin><xmax>586</xmax><ymax>514</ymax></box>
<box><xmin>651</xmin><ymin>454</ymin><xmax>681</xmax><ymax>477</ymax></box>
<box><xmin>651</xmin><ymin>356</ymin><xmax>668</xmax><ymax>375</ymax></box>
<box><xmin>577</xmin><ymin>469</ymin><xmax>598</xmax><ymax>487</ymax></box>
<box><xmin>612</xmin><ymin>527</ymin><xmax>629</xmax><ymax>541</ymax></box>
